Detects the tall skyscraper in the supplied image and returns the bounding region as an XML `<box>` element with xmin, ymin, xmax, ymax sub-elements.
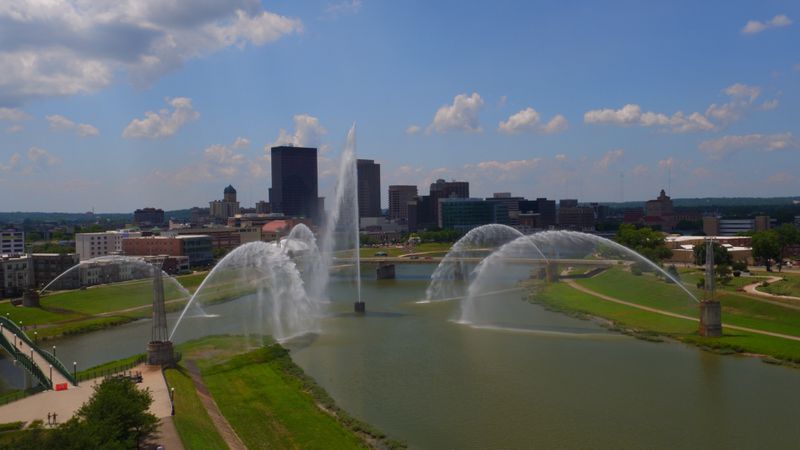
<box><xmin>269</xmin><ymin>146</ymin><xmax>320</xmax><ymax>222</ymax></box>
<box><xmin>389</xmin><ymin>185</ymin><xmax>418</xmax><ymax>221</ymax></box>
<box><xmin>356</xmin><ymin>159</ymin><xmax>381</xmax><ymax>218</ymax></box>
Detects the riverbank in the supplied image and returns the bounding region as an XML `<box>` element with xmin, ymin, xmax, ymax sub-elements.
<box><xmin>166</xmin><ymin>335</ymin><xmax>405</xmax><ymax>450</ymax></box>
<box><xmin>526</xmin><ymin>268</ymin><xmax>800</xmax><ymax>366</ymax></box>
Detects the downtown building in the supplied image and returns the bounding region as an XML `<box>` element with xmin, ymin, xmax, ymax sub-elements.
<box><xmin>439</xmin><ymin>198</ymin><xmax>509</xmax><ymax>233</ymax></box>
<box><xmin>133</xmin><ymin>208</ymin><xmax>165</xmax><ymax>227</ymax></box>
<box><xmin>209</xmin><ymin>185</ymin><xmax>241</xmax><ymax>221</ymax></box>
<box><xmin>388</xmin><ymin>185</ymin><xmax>418</xmax><ymax>222</ymax></box>
<box><xmin>269</xmin><ymin>146</ymin><xmax>323</xmax><ymax>224</ymax></box>
<box><xmin>356</xmin><ymin>159</ymin><xmax>382</xmax><ymax>218</ymax></box>
<box><xmin>75</xmin><ymin>229</ymin><xmax>143</xmax><ymax>260</ymax></box>
<box><xmin>0</xmin><ymin>229</ymin><xmax>25</xmax><ymax>256</ymax></box>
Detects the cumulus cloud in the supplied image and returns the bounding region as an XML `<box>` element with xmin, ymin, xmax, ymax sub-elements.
<box><xmin>429</xmin><ymin>92</ymin><xmax>484</xmax><ymax>133</ymax></box>
<box><xmin>405</xmin><ymin>124</ymin><xmax>422</xmax><ymax>135</ymax></box>
<box><xmin>595</xmin><ymin>149</ymin><xmax>624</xmax><ymax>170</ymax></box>
<box><xmin>498</xmin><ymin>107</ymin><xmax>568</xmax><ymax>135</ymax></box>
<box><xmin>272</xmin><ymin>114</ymin><xmax>327</xmax><ymax>148</ymax></box>
<box><xmin>699</xmin><ymin>133</ymin><xmax>799</xmax><ymax>159</ymax></box>
<box><xmin>122</xmin><ymin>97</ymin><xmax>199</xmax><ymax>139</ymax></box>
<box><xmin>24</xmin><ymin>147</ymin><xmax>61</xmax><ymax>172</ymax></box>
<box><xmin>742</xmin><ymin>14</ymin><xmax>792</xmax><ymax>35</ymax></box>
<box><xmin>767</xmin><ymin>172</ymin><xmax>794</xmax><ymax>184</ymax></box>
<box><xmin>584</xmin><ymin>104</ymin><xmax>714</xmax><ymax>132</ymax></box>
<box><xmin>0</xmin><ymin>1</ymin><xmax>302</xmax><ymax>104</ymax></box>
<box><xmin>6</xmin><ymin>124</ymin><xmax>23</xmax><ymax>133</ymax></box>
<box><xmin>46</xmin><ymin>114</ymin><xmax>99</xmax><ymax>136</ymax></box>
<box><xmin>631</xmin><ymin>164</ymin><xmax>649</xmax><ymax>177</ymax></box>
<box><xmin>760</xmin><ymin>99</ymin><xmax>779</xmax><ymax>110</ymax></box>
<box><xmin>586</xmin><ymin>83</ymin><xmax>774</xmax><ymax>133</ymax></box>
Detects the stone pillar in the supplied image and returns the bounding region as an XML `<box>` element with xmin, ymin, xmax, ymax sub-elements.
<box><xmin>21</xmin><ymin>290</ymin><xmax>40</xmax><ymax>308</ymax></box>
<box><xmin>546</xmin><ymin>262</ymin><xmax>559</xmax><ymax>283</ymax></box>
<box><xmin>376</xmin><ymin>263</ymin><xmax>396</xmax><ymax>280</ymax></box>
<box><xmin>699</xmin><ymin>301</ymin><xmax>722</xmax><ymax>337</ymax></box>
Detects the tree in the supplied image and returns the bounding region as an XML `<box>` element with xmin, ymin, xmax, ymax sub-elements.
<box><xmin>751</xmin><ymin>230</ymin><xmax>780</xmax><ymax>271</ymax></box>
<box><xmin>774</xmin><ymin>223</ymin><xmax>800</xmax><ymax>272</ymax></box>
<box><xmin>693</xmin><ymin>241</ymin><xmax>732</xmax><ymax>267</ymax></box>
<box><xmin>615</xmin><ymin>224</ymin><xmax>673</xmax><ymax>263</ymax></box>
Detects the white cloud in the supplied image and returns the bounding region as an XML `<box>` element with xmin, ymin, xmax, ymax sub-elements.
<box><xmin>541</xmin><ymin>114</ymin><xmax>568</xmax><ymax>134</ymax></box>
<box><xmin>742</xmin><ymin>14</ymin><xmax>793</xmax><ymax>35</ymax></box>
<box><xmin>595</xmin><ymin>149</ymin><xmax>624</xmax><ymax>170</ymax></box>
<box><xmin>554</xmin><ymin>154</ymin><xmax>568</xmax><ymax>161</ymax></box>
<box><xmin>0</xmin><ymin>1</ymin><xmax>302</xmax><ymax>104</ymax></box>
<box><xmin>699</xmin><ymin>133</ymin><xmax>799</xmax><ymax>159</ymax></box>
<box><xmin>429</xmin><ymin>92</ymin><xmax>484</xmax><ymax>133</ymax></box>
<box><xmin>324</xmin><ymin>0</ymin><xmax>362</xmax><ymax>18</ymax></box>
<box><xmin>272</xmin><ymin>114</ymin><xmax>327</xmax><ymax>147</ymax></box>
<box><xmin>0</xmin><ymin>107</ymin><xmax>30</xmax><ymax>121</ymax></box>
<box><xmin>6</xmin><ymin>124</ymin><xmax>22</xmax><ymax>133</ymax></box>
<box><xmin>498</xmin><ymin>107</ymin><xmax>540</xmax><ymax>133</ymax></box>
<box><xmin>405</xmin><ymin>124</ymin><xmax>422</xmax><ymax>135</ymax></box>
<box><xmin>46</xmin><ymin>114</ymin><xmax>99</xmax><ymax>136</ymax></box>
<box><xmin>658</xmin><ymin>157</ymin><xmax>676</xmax><ymax>169</ymax></box>
<box><xmin>232</xmin><ymin>137</ymin><xmax>250</xmax><ymax>148</ymax></box>
<box><xmin>122</xmin><ymin>97</ymin><xmax>199</xmax><ymax>139</ymax></box>
<box><xmin>724</xmin><ymin>83</ymin><xmax>761</xmax><ymax>101</ymax></box>
<box><xmin>26</xmin><ymin>147</ymin><xmax>60</xmax><ymax>168</ymax></box>
<box><xmin>469</xmin><ymin>158</ymin><xmax>542</xmax><ymax>171</ymax></box>
<box><xmin>584</xmin><ymin>103</ymin><xmax>714</xmax><ymax>132</ymax></box>
<box><xmin>760</xmin><ymin>99</ymin><xmax>779</xmax><ymax>110</ymax></box>
<box><xmin>498</xmin><ymin>108</ymin><xmax>568</xmax><ymax>135</ymax></box>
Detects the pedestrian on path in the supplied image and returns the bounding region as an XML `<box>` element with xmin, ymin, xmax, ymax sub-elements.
<box><xmin>46</xmin><ymin>412</ymin><xmax>51</xmax><ymax>425</ymax></box>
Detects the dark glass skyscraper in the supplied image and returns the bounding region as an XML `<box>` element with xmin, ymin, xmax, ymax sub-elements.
<box><xmin>269</xmin><ymin>146</ymin><xmax>320</xmax><ymax>222</ymax></box>
<box><xmin>356</xmin><ymin>159</ymin><xmax>381</xmax><ymax>218</ymax></box>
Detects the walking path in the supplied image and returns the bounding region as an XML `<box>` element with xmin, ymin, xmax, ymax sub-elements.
<box><xmin>0</xmin><ymin>325</ymin><xmax>72</xmax><ymax>388</ymax></box>
<box><xmin>185</xmin><ymin>360</ymin><xmax>247</xmax><ymax>450</ymax></box>
<box><xmin>565</xmin><ymin>280</ymin><xmax>800</xmax><ymax>342</ymax></box>
<box><xmin>741</xmin><ymin>276</ymin><xmax>800</xmax><ymax>304</ymax></box>
<box><xmin>0</xmin><ymin>363</ymin><xmax>181</xmax><ymax>450</ymax></box>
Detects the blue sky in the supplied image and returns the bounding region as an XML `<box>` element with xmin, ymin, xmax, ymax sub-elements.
<box><xmin>0</xmin><ymin>0</ymin><xmax>798</xmax><ymax>212</ymax></box>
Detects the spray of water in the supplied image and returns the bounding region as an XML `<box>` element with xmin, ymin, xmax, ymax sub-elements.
<box><xmin>169</xmin><ymin>241</ymin><xmax>318</xmax><ymax>341</ymax></box>
<box><xmin>318</xmin><ymin>124</ymin><xmax>362</xmax><ymax>304</ymax></box>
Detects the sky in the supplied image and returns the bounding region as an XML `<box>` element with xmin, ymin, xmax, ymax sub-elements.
<box><xmin>0</xmin><ymin>0</ymin><xmax>798</xmax><ymax>213</ymax></box>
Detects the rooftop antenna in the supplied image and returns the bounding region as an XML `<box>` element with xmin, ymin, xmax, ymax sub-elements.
<box><xmin>668</xmin><ymin>163</ymin><xmax>672</xmax><ymax>196</ymax></box>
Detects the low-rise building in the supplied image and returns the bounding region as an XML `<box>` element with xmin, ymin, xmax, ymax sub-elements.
<box><xmin>439</xmin><ymin>198</ymin><xmax>509</xmax><ymax>232</ymax></box>
<box><xmin>0</xmin><ymin>229</ymin><xmax>25</xmax><ymax>256</ymax></box>
<box><xmin>665</xmin><ymin>235</ymin><xmax>753</xmax><ymax>264</ymax></box>
<box><xmin>123</xmin><ymin>235</ymin><xmax>213</xmax><ymax>267</ymax></box>
<box><xmin>75</xmin><ymin>230</ymin><xmax>143</xmax><ymax>260</ymax></box>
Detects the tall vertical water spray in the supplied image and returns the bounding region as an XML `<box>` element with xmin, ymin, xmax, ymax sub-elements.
<box><xmin>318</xmin><ymin>124</ymin><xmax>363</xmax><ymax>312</ymax></box>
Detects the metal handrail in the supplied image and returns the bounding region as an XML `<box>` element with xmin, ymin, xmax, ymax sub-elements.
<box><xmin>0</xmin><ymin>316</ymin><xmax>76</xmax><ymax>385</ymax></box>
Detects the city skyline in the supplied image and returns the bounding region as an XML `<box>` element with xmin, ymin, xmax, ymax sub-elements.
<box><xmin>1</xmin><ymin>1</ymin><xmax>799</xmax><ymax>212</ymax></box>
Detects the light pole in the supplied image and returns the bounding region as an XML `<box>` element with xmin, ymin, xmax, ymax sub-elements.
<box><xmin>170</xmin><ymin>387</ymin><xmax>175</xmax><ymax>416</ymax></box>
<box><xmin>52</xmin><ymin>346</ymin><xmax>56</xmax><ymax>358</ymax></box>
<box><xmin>73</xmin><ymin>362</ymin><xmax>77</xmax><ymax>385</ymax></box>
<box><xmin>34</xmin><ymin>331</ymin><xmax>37</xmax><ymax>344</ymax></box>
<box><xmin>49</xmin><ymin>364</ymin><xmax>53</xmax><ymax>385</ymax></box>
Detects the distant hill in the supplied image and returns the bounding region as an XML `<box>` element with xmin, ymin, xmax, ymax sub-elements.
<box><xmin>0</xmin><ymin>209</ymin><xmax>197</xmax><ymax>224</ymax></box>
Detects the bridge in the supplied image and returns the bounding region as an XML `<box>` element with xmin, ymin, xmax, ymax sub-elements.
<box><xmin>0</xmin><ymin>316</ymin><xmax>77</xmax><ymax>390</ymax></box>
<box><xmin>345</xmin><ymin>256</ymin><xmax>622</xmax><ymax>266</ymax></box>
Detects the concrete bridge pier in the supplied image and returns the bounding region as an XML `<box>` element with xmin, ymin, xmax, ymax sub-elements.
<box><xmin>376</xmin><ymin>263</ymin><xmax>396</xmax><ymax>280</ymax></box>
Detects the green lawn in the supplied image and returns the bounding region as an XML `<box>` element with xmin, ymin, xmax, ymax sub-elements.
<box><xmin>757</xmin><ymin>271</ymin><xmax>800</xmax><ymax>297</ymax></box>
<box><xmin>173</xmin><ymin>336</ymin><xmax>400</xmax><ymax>450</ymax></box>
<box><xmin>353</xmin><ymin>242</ymin><xmax>453</xmax><ymax>258</ymax></box>
<box><xmin>534</xmin><ymin>275</ymin><xmax>800</xmax><ymax>362</ymax></box>
<box><xmin>164</xmin><ymin>368</ymin><xmax>228</xmax><ymax>450</ymax></box>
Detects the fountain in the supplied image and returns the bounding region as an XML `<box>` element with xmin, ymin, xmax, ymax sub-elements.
<box><xmin>426</xmin><ymin>230</ymin><xmax>699</xmax><ymax>325</ymax></box>
<box><xmin>281</xmin><ymin>223</ymin><xmax>326</xmax><ymax>302</ymax></box>
<box><xmin>318</xmin><ymin>124</ymin><xmax>364</xmax><ymax>313</ymax></box>
<box><xmin>169</xmin><ymin>241</ymin><xmax>317</xmax><ymax>342</ymax></box>
<box><xmin>424</xmin><ymin>224</ymin><xmax>526</xmax><ymax>302</ymax></box>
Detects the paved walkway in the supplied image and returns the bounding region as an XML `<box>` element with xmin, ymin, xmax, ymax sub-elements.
<box><xmin>565</xmin><ymin>280</ymin><xmax>800</xmax><ymax>342</ymax></box>
<box><xmin>741</xmin><ymin>276</ymin><xmax>800</xmax><ymax>304</ymax></box>
<box><xmin>0</xmin><ymin>326</ymin><xmax>72</xmax><ymax>387</ymax></box>
<box><xmin>0</xmin><ymin>364</ymin><xmax>178</xmax><ymax>430</ymax></box>
<box><xmin>185</xmin><ymin>360</ymin><xmax>247</xmax><ymax>450</ymax></box>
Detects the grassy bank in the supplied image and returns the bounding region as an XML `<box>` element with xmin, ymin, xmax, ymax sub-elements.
<box><xmin>529</xmin><ymin>270</ymin><xmax>800</xmax><ymax>364</ymax></box>
<box><xmin>0</xmin><ymin>272</ymin><xmax>206</xmax><ymax>341</ymax></box>
<box><xmin>172</xmin><ymin>336</ymin><xmax>404</xmax><ymax>450</ymax></box>
<box><xmin>164</xmin><ymin>368</ymin><xmax>229</xmax><ymax>450</ymax></box>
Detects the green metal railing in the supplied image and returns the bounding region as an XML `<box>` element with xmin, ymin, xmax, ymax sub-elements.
<box><xmin>0</xmin><ymin>316</ymin><xmax>75</xmax><ymax>385</ymax></box>
<box><xmin>76</xmin><ymin>355</ymin><xmax>147</xmax><ymax>383</ymax></box>
<box><xmin>0</xmin><ymin>332</ymin><xmax>52</xmax><ymax>390</ymax></box>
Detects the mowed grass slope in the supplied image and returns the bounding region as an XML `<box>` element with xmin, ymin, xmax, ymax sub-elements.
<box><xmin>164</xmin><ymin>368</ymin><xmax>228</xmax><ymax>450</ymax></box>
<box><xmin>534</xmin><ymin>269</ymin><xmax>800</xmax><ymax>362</ymax></box>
